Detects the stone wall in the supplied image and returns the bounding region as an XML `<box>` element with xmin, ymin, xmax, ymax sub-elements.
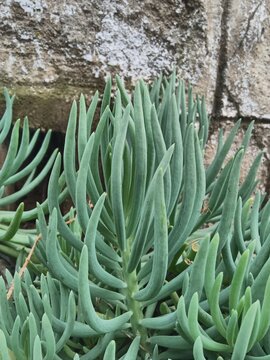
<box><xmin>0</xmin><ymin>0</ymin><xmax>270</xmax><ymax>187</ymax></box>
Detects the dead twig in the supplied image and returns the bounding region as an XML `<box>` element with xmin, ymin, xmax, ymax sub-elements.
<box><xmin>7</xmin><ymin>234</ymin><xmax>42</xmax><ymax>300</ymax></box>
<box><xmin>6</xmin><ymin>217</ymin><xmax>76</xmax><ymax>300</ymax></box>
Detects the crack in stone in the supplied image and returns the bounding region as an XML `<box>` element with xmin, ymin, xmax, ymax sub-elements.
<box><xmin>224</xmin><ymin>84</ymin><xmax>241</xmax><ymax>119</ymax></box>
<box><xmin>211</xmin><ymin>0</ymin><xmax>231</xmax><ymax>119</ymax></box>
<box><xmin>236</xmin><ymin>0</ymin><xmax>264</xmax><ymax>54</ymax></box>
<box><xmin>215</xmin><ymin>116</ymin><xmax>270</xmax><ymax>124</ymax></box>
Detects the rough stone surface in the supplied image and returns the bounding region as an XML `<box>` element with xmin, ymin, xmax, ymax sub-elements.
<box><xmin>0</xmin><ymin>0</ymin><xmax>269</xmax><ymax>128</ymax></box>
<box><xmin>0</xmin><ymin>0</ymin><xmax>222</xmax><ymax>129</ymax></box>
<box><xmin>223</xmin><ymin>0</ymin><xmax>270</xmax><ymax>119</ymax></box>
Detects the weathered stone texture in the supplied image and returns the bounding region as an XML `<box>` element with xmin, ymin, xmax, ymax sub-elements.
<box><xmin>223</xmin><ymin>0</ymin><xmax>270</xmax><ymax>119</ymax></box>
<box><xmin>0</xmin><ymin>0</ymin><xmax>214</xmax><ymax>82</ymax></box>
<box><xmin>0</xmin><ymin>0</ymin><xmax>269</xmax><ymax>128</ymax></box>
<box><xmin>0</xmin><ymin>0</ymin><xmax>222</xmax><ymax>129</ymax></box>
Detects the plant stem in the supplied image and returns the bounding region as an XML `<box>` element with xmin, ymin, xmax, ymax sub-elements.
<box><xmin>122</xmin><ymin>249</ymin><xmax>148</xmax><ymax>345</ymax></box>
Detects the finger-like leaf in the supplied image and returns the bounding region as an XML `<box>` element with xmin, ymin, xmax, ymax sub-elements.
<box><xmin>78</xmin><ymin>245</ymin><xmax>131</xmax><ymax>333</ymax></box>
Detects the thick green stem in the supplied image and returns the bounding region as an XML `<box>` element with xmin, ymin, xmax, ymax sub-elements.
<box><xmin>122</xmin><ymin>249</ymin><xmax>148</xmax><ymax>344</ymax></box>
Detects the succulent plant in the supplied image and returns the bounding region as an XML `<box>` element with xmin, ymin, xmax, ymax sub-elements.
<box><xmin>0</xmin><ymin>89</ymin><xmax>57</xmax><ymax>261</ymax></box>
<box><xmin>0</xmin><ymin>73</ymin><xmax>270</xmax><ymax>359</ymax></box>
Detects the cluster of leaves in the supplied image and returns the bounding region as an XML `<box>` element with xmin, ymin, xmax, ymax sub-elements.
<box><xmin>0</xmin><ymin>73</ymin><xmax>270</xmax><ymax>359</ymax></box>
<box><xmin>0</xmin><ymin>89</ymin><xmax>57</xmax><ymax>263</ymax></box>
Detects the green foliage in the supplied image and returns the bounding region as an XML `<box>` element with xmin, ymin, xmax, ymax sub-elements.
<box><xmin>0</xmin><ymin>89</ymin><xmax>57</xmax><ymax>260</ymax></box>
<box><xmin>0</xmin><ymin>74</ymin><xmax>270</xmax><ymax>359</ymax></box>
